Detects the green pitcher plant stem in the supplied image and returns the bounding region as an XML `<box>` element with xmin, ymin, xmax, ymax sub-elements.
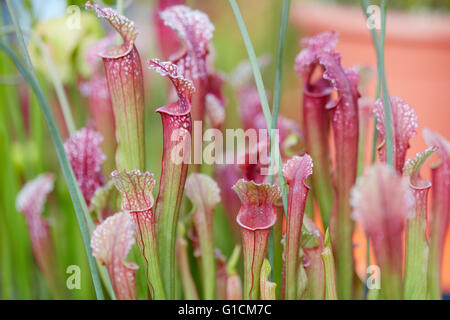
<box><xmin>86</xmin><ymin>2</ymin><xmax>146</xmax><ymax>171</ymax></box>
<box><xmin>260</xmin><ymin>259</ymin><xmax>277</xmax><ymax>300</ymax></box>
<box><xmin>185</xmin><ymin>173</ymin><xmax>221</xmax><ymax>299</ymax></box>
<box><xmin>321</xmin><ymin>229</ymin><xmax>338</xmax><ymax>300</ymax></box>
<box><xmin>423</xmin><ymin>129</ymin><xmax>450</xmax><ymax>300</ymax></box>
<box><xmin>111</xmin><ymin>169</ymin><xmax>166</xmax><ymax>299</ymax></box>
<box><xmin>283</xmin><ymin>155</ymin><xmax>313</xmax><ymax>299</ymax></box>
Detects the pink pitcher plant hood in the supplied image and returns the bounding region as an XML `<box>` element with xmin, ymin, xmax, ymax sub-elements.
<box><xmin>374</xmin><ymin>96</ymin><xmax>418</xmax><ymax>173</ymax></box>
<box><xmin>160</xmin><ymin>4</ymin><xmax>214</xmax><ymax>122</ymax></box>
<box><xmin>296</xmin><ymin>31</ymin><xmax>360</xmax><ymax>298</ymax></box>
<box><xmin>16</xmin><ymin>174</ymin><xmax>58</xmax><ymax>295</ymax></box>
<box><xmin>64</xmin><ymin>127</ymin><xmax>106</xmax><ymax>206</ymax></box>
<box><xmin>233</xmin><ymin>179</ymin><xmax>280</xmax><ymax>300</ymax></box>
<box><xmin>282</xmin><ymin>154</ymin><xmax>313</xmax><ymax>299</ymax></box>
<box><xmin>185</xmin><ymin>173</ymin><xmax>221</xmax><ymax>299</ymax></box>
<box><xmin>111</xmin><ymin>169</ymin><xmax>166</xmax><ymax>299</ymax></box>
<box><xmin>149</xmin><ymin>58</ymin><xmax>195</xmax><ymax>115</ymax></box>
<box><xmin>403</xmin><ymin>147</ymin><xmax>436</xmax><ymax>191</ymax></box>
<box><xmin>423</xmin><ymin>128</ymin><xmax>450</xmax><ymax>299</ymax></box>
<box><xmin>148</xmin><ymin>58</ymin><xmax>194</xmax><ymax>299</ymax></box>
<box><xmin>154</xmin><ymin>0</ymin><xmax>185</xmax><ymax>60</ymax></box>
<box><xmin>160</xmin><ymin>5</ymin><xmax>213</xmax><ymax>81</ymax></box>
<box><xmin>403</xmin><ymin>147</ymin><xmax>437</xmax><ymax>299</ymax></box>
<box><xmin>86</xmin><ymin>1</ymin><xmax>145</xmax><ymax>171</ymax></box>
<box><xmin>351</xmin><ymin>164</ymin><xmax>414</xmax><ymax>299</ymax></box>
<box><xmin>91</xmin><ymin>212</ymin><xmax>138</xmax><ymax>300</ymax></box>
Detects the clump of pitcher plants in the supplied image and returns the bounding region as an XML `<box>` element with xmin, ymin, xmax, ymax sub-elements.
<box><xmin>10</xmin><ymin>1</ymin><xmax>450</xmax><ymax>301</ymax></box>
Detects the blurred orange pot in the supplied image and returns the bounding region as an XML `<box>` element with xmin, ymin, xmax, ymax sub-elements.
<box><xmin>291</xmin><ymin>1</ymin><xmax>450</xmax><ymax>292</ymax></box>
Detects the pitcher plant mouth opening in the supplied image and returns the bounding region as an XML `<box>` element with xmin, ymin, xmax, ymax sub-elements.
<box><xmin>233</xmin><ymin>179</ymin><xmax>280</xmax><ymax>300</ymax></box>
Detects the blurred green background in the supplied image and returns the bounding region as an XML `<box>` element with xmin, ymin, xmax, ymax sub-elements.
<box><xmin>1</xmin><ymin>0</ymin><xmax>449</xmax><ymax>299</ymax></box>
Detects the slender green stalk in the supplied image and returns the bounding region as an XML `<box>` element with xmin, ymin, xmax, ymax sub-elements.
<box><xmin>362</xmin><ymin>0</ymin><xmax>393</xmax><ymax>166</ymax></box>
<box><xmin>260</xmin><ymin>259</ymin><xmax>276</xmax><ymax>300</ymax></box>
<box><xmin>403</xmin><ymin>150</ymin><xmax>435</xmax><ymax>300</ymax></box>
<box><xmin>267</xmin><ymin>0</ymin><xmax>290</xmax><ymax>282</ymax></box>
<box><xmin>185</xmin><ymin>173</ymin><xmax>220</xmax><ymax>299</ymax></box>
<box><xmin>0</xmin><ymin>40</ymin><xmax>104</xmax><ymax>300</ymax></box>
<box><xmin>270</xmin><ymin>0</ymin><xmax>290</xmax><ymax>132</ymax></box>
<box><xmin>321</xmin><ymin>230</ymin><xmax>338</xmax><ymax>300</ymax></box>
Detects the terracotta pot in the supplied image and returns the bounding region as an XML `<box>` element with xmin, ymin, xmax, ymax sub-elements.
<box><xmin>291</xmin><ymin>1</ymin><xmax>450</xmax><ymax>291</ymax></box>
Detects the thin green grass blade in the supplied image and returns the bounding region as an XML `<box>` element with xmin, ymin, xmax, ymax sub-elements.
<box><xmin>270</xmin><ymin>0</ymin><xmax>291</xmax><ymax>138</ymax></box>
<box><xmin>228</xmin><ymin>0</ymin><xmax>272</xmax><ymax>130</ymax></box>
<box><xmin>361</xmin><ymin>0</ymin><xmax>393</xmax><ymax>166</ymax></box>
<box><xmin>267</xmin><ymin>0</ymin><xmax>291</xmax><ymax>287</ymax></box>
